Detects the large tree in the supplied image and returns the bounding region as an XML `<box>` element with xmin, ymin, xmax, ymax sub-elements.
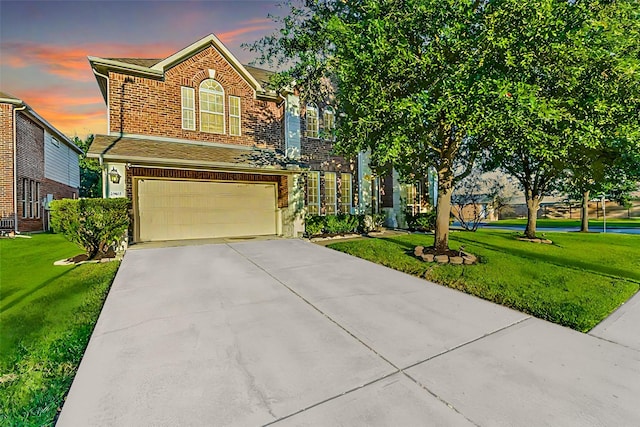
<box><xmin>483</xmin><ymin>0</ymin><xmax>640</xmax><ymax>238</ymax></box>
<box><xmin>251</xmin><ymin>0</ymin><xmax>506</xmax><ymax>253</ymax></box>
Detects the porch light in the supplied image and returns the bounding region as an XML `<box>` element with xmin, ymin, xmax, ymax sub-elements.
<box><xmin>108</xmin><ymin>167</ymin><xmax>121</xmax><ymax>184</ymax></box>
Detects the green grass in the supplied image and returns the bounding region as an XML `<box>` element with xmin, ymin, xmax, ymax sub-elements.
<box><xmin>0</xmin><ymin>233</ymin><xmax>119</xmax><ymax>426</ymax></box>
<box><xmin>489</xmin><ymin>218</ymin><xmax>640</xmax><ymax>228</ymax></box>
<box><xmin>328</xmin><ymin>230</ymin><xmax>640</xmax><ymax>332</ymax></box>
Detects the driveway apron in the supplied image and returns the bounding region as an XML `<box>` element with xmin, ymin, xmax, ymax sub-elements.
<box><xmin>57</xmin><ymin>239</ymin><xmax>640</xmax><ymax>426</ymax></box>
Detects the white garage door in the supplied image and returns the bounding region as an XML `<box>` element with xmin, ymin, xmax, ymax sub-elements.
<box><xmin>137</xmin><ymin>179</ymin><xmax>277</xmax><ymax>242</ymax></box>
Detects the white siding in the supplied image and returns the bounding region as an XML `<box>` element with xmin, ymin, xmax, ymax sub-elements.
<box><xmin>44</xmin><ymin>130</ymin><xmax>79</xmax><ymax>188</ymax></box>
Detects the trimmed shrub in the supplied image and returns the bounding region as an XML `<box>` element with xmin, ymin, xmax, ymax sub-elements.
<box><xmin>305</xmin><ymin>215</ymin><xmax>325</xmax><ymax>237</ymax></box>
<box><xmin>305</xmin><ymin>214</ymin><xmax>361</xmax><ymax>237</ymax></box>
<box><xmin>50</xmin><ymin>198</ymin><xmax>130</xmax><ymax>259</ymax></box>
<box><xmin>358</xmin><ymin>213</ymin><xmax>386</xmax><ymax>233</ymax></box>
<box><xmin>406</xmin><ymin>211</ymin><xmax>437</xmax><ymax>231</ymax></box>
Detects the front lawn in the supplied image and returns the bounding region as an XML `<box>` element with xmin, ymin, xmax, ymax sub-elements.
<box><xmin>488</xmin><ymin>218</ymin><xmax>640</xmax><ymax>229</ymax></box>
<box><xmin>328</xmin><ymin>230</ymin><xmax>639</xmax><ymax>332</ymax></box>
<box><xmin>0</xmin><ymin>234</ymin><xmax>119</xmax><ymax>425</ymax></box>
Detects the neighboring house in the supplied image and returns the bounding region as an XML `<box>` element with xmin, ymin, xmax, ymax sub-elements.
<box><xmin>0</xmin><ymin>91</ymin><xmax>81</xmax><ymax>233</ymax></box>
<box><xmin>88</xmin><ymin>34</ymin><xmax>368</xmax><ymax>243</ymax></box>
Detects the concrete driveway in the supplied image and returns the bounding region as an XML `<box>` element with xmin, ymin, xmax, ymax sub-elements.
<box><xmin>58</xmin><ymin>239</ymin><xmax>640</xmax><ymax>426</ymax></box>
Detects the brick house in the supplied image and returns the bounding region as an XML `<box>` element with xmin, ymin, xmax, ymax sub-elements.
<box><xmin>0</xmin><ymin>92</ymin><xmax>81</xmax><ymax>233</ymax></box>
<box><xmin>87</xmin><ymin>34</ymin><xmax>388</xmax><ymax>243</ymax></box>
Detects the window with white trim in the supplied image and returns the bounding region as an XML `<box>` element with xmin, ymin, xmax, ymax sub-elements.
<box><xmin>323</xmin><ymin>107</ymin><xmax>335</xmax><ymax>140</ymax></box>
<box><xmin>51</xmin><ymin>137</ymin><xmax>60</xmax><ymax>147</ymax></box>
<box><xmin>181</xmin><ymin>87</ymin><xmax>195</xmax><ymax>130</ymax></box>
<box><xmin>340</xmin><ymin>173</ymin><xmax>352</xmax><ymax>214</ymax></box>
<box><xmin>307</xmin><ymin>171</ymin><xmax>320</xmax><ymax>215</ymax></box>
<box><xmin>324</xmin><ymin>172</ymin><xmax>337</xmax><ymax>215</ymax></box>
<box><xmin>229</xmin><ymin>96</ymin><xmax>241</xmax><ymax>136</ymax></box>
<box><xmin>199</xmin><ymin>79</ymin><xmax>225</xmax><ymax>134</ymax></box>
<box><xmin>306</xmin><ymin>103</ymin><xmax>319</xmax><ymax>138</ymax></box>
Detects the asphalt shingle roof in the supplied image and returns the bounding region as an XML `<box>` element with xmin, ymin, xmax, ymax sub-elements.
<box><xmin>88</xmin><ymin>135</ymin><xmax>296</xmax><ymax>170</ymax></box>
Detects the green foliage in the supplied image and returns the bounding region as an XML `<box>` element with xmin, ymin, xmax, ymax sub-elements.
<box><xmin>0</xmin><ymin>234</ymin><xmax>119</xmax><ymax>425</ymax></box>
<box><xmin>405</xmin><ymin>211</ymin><xmax>437</xmax><ymax>231</ymax></box>
<box><xmin>328</xmin><ymin>230</ymin><xmax>639</xmax><ymax>332</ymax></box>
<box><xmin>250</xmin><ymin>0</ymin><xmax>640</xmax><ymax>249</ymax></box>
<box><xmin>480</xmin><ymin>0</ymin><xmax>640</xmax><ymax>237</ymax></box>
<box><xmin>305</xmin><ymin>214</ymin><xmax>361</xmax><ymax>236</ymax></box>
<box><xmin>305</xmin><ymin>215</ymin><xmax>325</xmax><ymax>236</ymax></box>
<box><xmin>50</xmin><ymin>198</ymin><xmax>130</xmax><ymax>259</ymax></box>
<box><xmin>73</xmin><ymin>135</ymin><xmax>102</xmax><ymax>198</ymax></box>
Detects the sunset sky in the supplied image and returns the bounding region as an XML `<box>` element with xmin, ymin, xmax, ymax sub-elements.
<box><xmin>0</xmin><ymin>0</ymin><xmax>282</xmax><ymax>139</ymax></box>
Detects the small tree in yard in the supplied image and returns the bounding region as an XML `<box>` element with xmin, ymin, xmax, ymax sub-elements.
<box><xmin>73</xmin><ymin>135</ymin><xmax>102</xmax><ymax>198</ymax></box>
<box><xmin>50</xmin><ymin>198</ymin><xmax>129</xmax><ymax>259</ymax></box>
<box><xmin>452</xmin><ymin>169</ymin><xmax>516</xmax><ymax>231</ymax></box>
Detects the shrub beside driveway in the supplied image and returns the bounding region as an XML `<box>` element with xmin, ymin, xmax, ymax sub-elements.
<box><xmin>0</xmin><ymin>233</ymin><xmax>119</xmax><ymax>425</ymax></box>
<box><xmin>328</xmin><ymin>230</ymin><xmax>640</xmax><ymax>332</ymax></box>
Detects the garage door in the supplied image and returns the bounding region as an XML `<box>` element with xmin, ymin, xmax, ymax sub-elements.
<box><xmin>137</xmin><ymin>180</ymin><xmax>277</xmax><ymax>242</ymax></box>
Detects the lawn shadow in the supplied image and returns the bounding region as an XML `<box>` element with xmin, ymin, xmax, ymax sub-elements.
<box><xmin>452</xmin><ymin>234</ymin><xmax>640</xmax><ymax>283</ymax></box>
<box><xmin>0</xmin><ymin>268</ymin><xmax>75</xmax><ymax>313</ymax></box>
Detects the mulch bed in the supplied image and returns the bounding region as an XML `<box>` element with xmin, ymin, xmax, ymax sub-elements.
<box><xmin>66</xmin><ymin>249</ymin><xmax>116</xmax><ymax>264</ymax></box>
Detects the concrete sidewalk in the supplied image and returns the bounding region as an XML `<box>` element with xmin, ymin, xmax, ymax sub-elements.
<box><xmin>57</xmin><ymin>239</ymin><xmax>640</xmax><ymax>426</ymax></box>
<box><xmin>590</xmin><ymin>289</ymin><xmax>640</xmax><ymax>351</ymax></box>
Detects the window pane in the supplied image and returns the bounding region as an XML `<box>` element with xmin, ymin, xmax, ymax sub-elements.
<box><xmin>324</xmin><ymin>172</ymin><xmax>337</xmax><ymax>215</ymax></box>
<box><xmin>181</xmin><ymin>87</ymin><xmax>195</xmax><ymax>130</ymax></box>
<box><xmin>199</xmin><ymin>79</ymin><xmax>224</xmax><ymax>134</ymax></box>
<box><xmin>307</xmin><ymin>172</ymin><xmax>320</xmax><ymax>214</ymax></box>
<box><xmin>306</xmin><ymin>104</ymin><xmax>318</xmax><ymax>138</ymax></box>
<box><xmin>341</xmin><ymin>173</ymin><xmax>352</xmax><ymax>213</ymax></box>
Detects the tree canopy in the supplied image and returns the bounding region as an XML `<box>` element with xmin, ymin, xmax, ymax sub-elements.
<box><xmin>251</xmin><ymin>0</ymin><xmax>640</xmax><ymax>246</ymax></box>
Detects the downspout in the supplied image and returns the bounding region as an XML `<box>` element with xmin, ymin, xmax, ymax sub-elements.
<box><xmin>93</xmin><ymin>68</ymin><xmax>110</xmax><ymax>198</ymax></box>
<box><xmin>13</xmin><ymin>104</ymin><xmax>27</xmax><ymax>233</ymax></box>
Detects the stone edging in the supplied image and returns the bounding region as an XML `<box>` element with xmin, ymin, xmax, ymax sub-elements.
<box><xmin>413</xmin><ymin>246</ymin><xmax>478</xmax><ymax>265</ymax></box>
<box><xmin>517</xmin><ymin>237</ymin><xmax>553</xmax><ymax>244</ymax></box>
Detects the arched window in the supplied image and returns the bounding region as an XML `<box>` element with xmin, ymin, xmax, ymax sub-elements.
<box><xmin>323</xmin><ymin>106</ymin><xmax>335</xmax><ymax>140</ymax></box>
<box><xmin>306</xmin><ymin>103</ymin><xmax>319</xmax><ymax>138</ymax></box>
<box><xmin>199</xmin><ymin>79</ymin><xmax>225</xmax><ymax>134</ymax></box>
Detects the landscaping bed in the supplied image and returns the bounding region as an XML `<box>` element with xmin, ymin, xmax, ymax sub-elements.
<box><xmin>0</xmin><ymin>233</ymin><xmax>119</xmax><ymax>425</ymax></box>
<box><xmin>327</xmin><ymin>230</ymin><xmax>640</xmax><ymax>332</ymax></box>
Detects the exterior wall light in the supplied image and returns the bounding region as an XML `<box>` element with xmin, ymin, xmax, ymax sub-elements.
<box><xmin>108</xmin><ymin>167</ymin><xmax>121</xmax><ymax>184</ymax></box>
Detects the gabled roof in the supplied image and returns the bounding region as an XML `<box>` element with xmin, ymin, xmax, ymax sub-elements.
<box><xmin>88</xmin><ymin>34</ymin><xmax>278</xmax><ymax>102</ymax></box>
<box><xmin>0</xmin><ymin>90</ymin><xmax>80</xmax><ymax>153</ymax></box>
<box><xmin>87</xmin><ymin>134</ymin><xmax>304</xmax><ymax>172</ymax></box>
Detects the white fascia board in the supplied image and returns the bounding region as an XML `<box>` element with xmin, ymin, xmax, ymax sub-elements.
<box><xmin>88</xmin><ymin>56</ymin><xmax>164</xmax><ymax>78</ymax></box>
<box><xmin>0</xmin><ymin>97</ymin><xmax>24</xmax><ymax>106</ymax></box>
<box><xmin>151</xmin><ymin>34</ymin><xmax>263</xmax><ymax>92</ymax></box>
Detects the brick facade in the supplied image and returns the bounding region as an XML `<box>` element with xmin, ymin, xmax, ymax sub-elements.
<box><xmin>0</xmin><ymin>103</ymin><xmax>15</xmax><ymax>224</ymax></box>
<box><xmin>16</xmin><ymin>113</ymin><xmax>45</xmax><ymax>232</ymax></box>
<box><xmin>0</xmin><ymin>103</ymin><xmax>79</xmax><ymax>232</ymax></box>
<box><xmin>108</xmin><ymin>46</ymin><xmax>284</xmax><ymax>150</ymax></box>
<box><xmin>299</xmin><ymin>103</ymin><xmax>358</xmax><ymax>214</ymax></box>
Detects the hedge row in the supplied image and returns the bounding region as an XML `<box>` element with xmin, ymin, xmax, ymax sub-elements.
<box><xmin>305</xmin><ymin>213</ymin><xmax>386</xmax><ymax>237</ymax></box>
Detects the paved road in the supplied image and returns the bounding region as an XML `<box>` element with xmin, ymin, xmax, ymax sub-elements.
<box><xmin>57</xmin><ymin>239</ymin><xmax>640</xmax><ymax>426</ymax></box>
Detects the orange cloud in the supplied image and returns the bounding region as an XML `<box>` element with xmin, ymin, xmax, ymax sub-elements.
<box><xmin>1</xmin><ymin>41</ymin><xmax>179</xmax><ymax>82</ymax></box>
<box><xmin>217</xmin><ymin>19</ymin><xmax>276</xmax><ymax>44</ymax></box>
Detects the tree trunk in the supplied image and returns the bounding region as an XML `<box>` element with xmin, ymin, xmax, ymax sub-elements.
<box><xmin>434</xmin><ymin>177</ymin><xmax>454</xmax><ymax>253</ymax></box>
<box><xmin>524</xmin><ymin>196</ymin><xmax>540</xmax><ymax>239</ymax></box>
<box><xmin>580</xmin><ymin>190</ymin><xmax>589</xmax><ymax>232</ymax></box>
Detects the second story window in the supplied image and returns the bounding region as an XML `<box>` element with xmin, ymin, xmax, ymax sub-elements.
<box><xmin>181</xmin><ymin>87</ymin><xmax>195</xmax><ymax>130</ymax></box>
<box><xmin>323</xmin><ymin>107</ymin><xmax>335</xmax><ymax>140</ymax></box>
<box><xmin>199</xmin><ymin>79</ymin><xmax>225</xmax><ymax>134</ymax></box>
<box><xmin>229</xmin><ymin>96</ymin><xmax>241</xmax><ymax>136</ymax></box>
<box><xmin>306</xmin><ymin>103</ymin><xmax>319</xmax><ymax>138</ymax></box>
